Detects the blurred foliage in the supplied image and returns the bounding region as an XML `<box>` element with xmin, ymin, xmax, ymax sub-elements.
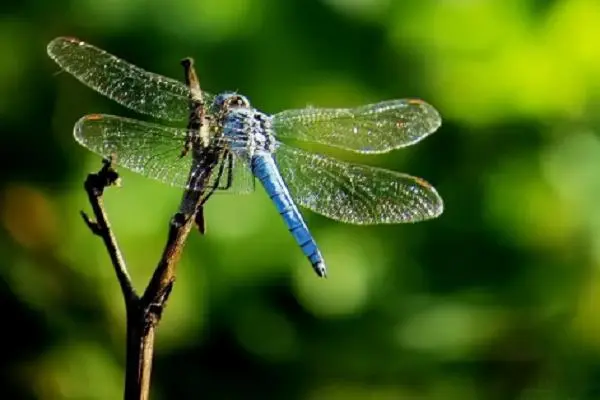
<box><xmin>1</xmin><ymin>0</ymin><xmax>600</xmax><ymax>398</ymax></box>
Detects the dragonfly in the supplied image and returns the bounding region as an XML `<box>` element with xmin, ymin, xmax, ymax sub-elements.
<box><xmin>47</xmin><ymin>37</ymin><xmax>444</xmax><ymax>278</ymax></box>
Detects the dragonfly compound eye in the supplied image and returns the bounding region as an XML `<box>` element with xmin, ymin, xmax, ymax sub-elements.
<box><xmin>224</xmin><ymin>95</ymin><xmax>250</xmax><ymax>109</ymax></box>
<box><xmin>211</xmin><ymin>93</ymin><xmax>250</xmax><ymax>112</ymax></box>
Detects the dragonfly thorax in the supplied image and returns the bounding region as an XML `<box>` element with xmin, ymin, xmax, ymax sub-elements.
<box><xmin>215</xmin><ymin>92</ymin><xmax>276</xmax><ymax>159</ymax></box>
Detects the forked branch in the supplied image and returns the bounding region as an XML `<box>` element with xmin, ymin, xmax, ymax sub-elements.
<box><xmin>81</xmin><ymin>58</ymin><xmax>210</xmax><ymax>400</ymax></box>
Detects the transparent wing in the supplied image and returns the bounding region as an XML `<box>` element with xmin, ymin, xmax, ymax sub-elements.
<box><xmin>74</xmin><ymin>114</ymin><xmax>241</xmax><ymax>192</ymax></box>
<box><xmin>272</xmin><ymin>99</ymin><xmax>441</xmax><ymax>154</ymax></box>
<box><xmin>274</xmin><ymin>143</ymin><xmax>443</xmax><ymax>224</ymax></box>
<box><xmin>47</xmin><ymin>37</ymin><xmax>213</xmax><ymax>122</ymax></box>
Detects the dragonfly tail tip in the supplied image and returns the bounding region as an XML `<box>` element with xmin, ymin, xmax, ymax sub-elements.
<box><xmin>313</xmin><ymin>262</ymin><xmax>327</xmax><ymax>278</ymax></box>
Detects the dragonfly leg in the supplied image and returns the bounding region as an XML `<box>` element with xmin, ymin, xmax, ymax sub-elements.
<box><xmin>193</xmin><ymin>152</ymin><xmax>229</xmax><ymax>234</ymax></box>
<box><xmin>194</xmin><ymin>207</ymin><xmax>206</xmax><ymax>234</ymax></box>
<box><xmin>217</xmin><ymin>152</ymin><xmax>234</xmax><ymax>190</ymax></box>
<box><xmin>196</xmin><ymin>151</ymin><xmax>228</xmax><ymax>203</ymax></box>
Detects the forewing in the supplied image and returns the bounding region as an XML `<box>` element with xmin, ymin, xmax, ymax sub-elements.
<box><xmin>274</xmin><ymin>143</ymin><xmax>443</xmax><ymax>224</ymax></box>
<box><xmin>272</xmin><ymin>99</ymin><xmax>441</xmax><ymax>154</ymax></box>
<box><xmin>47</xmin><ymin>37</ymin><xmax>213</xmax><ymax>122</ymax></box>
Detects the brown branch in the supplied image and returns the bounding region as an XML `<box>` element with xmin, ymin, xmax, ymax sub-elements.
<box><xmin>82</xmin><ymin>159</ymin><xmax>137</xmax><ymax>304</ymax></box>
<box><xmin>82</xmin><ymin>59</ymin><xmax>214</xmax><ymax>400</ymax></box>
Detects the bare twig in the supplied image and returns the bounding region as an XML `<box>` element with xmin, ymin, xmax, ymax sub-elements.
<box><xmin>82</xmin><ymin>159</ymin><xmax>136</xmax><ymax>304</ymax></box>
<box><xmin>82</xmin><ymin>59</ymin><xmax>215</xmax><ymax>400</ymax></box>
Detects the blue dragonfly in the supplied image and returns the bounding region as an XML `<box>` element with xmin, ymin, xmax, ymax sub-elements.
<box><xmin>47</xmin><ymin>37</ymin><xmax>444</xmax><ymax>278</ymax></box>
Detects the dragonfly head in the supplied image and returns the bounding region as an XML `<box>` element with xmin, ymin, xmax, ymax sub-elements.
<box><xmin>212</xmin><ymin>92</ymin><xmax>250</xmax><ymax>113</ymax></box>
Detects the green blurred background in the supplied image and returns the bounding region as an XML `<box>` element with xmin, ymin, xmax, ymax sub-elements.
<box><xmin>2</xmin><ymin>0</ymin><xmax>600</xmax><ymax>398</ymax></box>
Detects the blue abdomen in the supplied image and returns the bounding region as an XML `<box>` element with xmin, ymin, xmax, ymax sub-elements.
<box><xmin>251</xmin><ymin>153</ymin><xmax>327</xmax><ymax>277</ymax></box>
